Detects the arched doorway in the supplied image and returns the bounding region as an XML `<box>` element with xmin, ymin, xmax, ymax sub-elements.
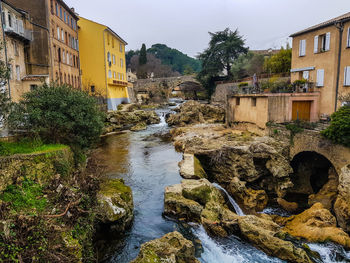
<box><xmin>285</xmin><ymin>151</ymin><xmax>338</xmax><ymax>211</ymax></box>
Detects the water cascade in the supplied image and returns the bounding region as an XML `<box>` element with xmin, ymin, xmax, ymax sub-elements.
<box><xmin>213</xmin><ymin>183</ymin><xmax>245</xmax><ymax>216</ymax></box>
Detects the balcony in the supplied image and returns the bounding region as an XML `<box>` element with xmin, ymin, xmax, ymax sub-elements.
<box><xmin>108</xmin><ymin>78</ymin><xmax>128</xmax><ymax>87</ymax></box>
<box><xmin>4</xmin><ymin>25</ymin><xmax>33</xmax><ymax>42</ymax></box>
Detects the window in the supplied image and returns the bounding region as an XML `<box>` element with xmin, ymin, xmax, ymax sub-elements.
<box><xmin>252</xmin><ymin>98</ymin><xmax>257</xmax><ymax>107</ymax></box>
<box><xmin>57</xmin><ymin>27</ymin><xmax>60</xmax><ymax>40</ymax></box>
<box><xmin>91</xmin><ymin>85</ymin><xmax>95</xmax><ymax>93</ymax></box>
<box><xmin>113</xmin><ymin>71</ymin><xmax>116</xmax><ymax>79</ymax></box>
<box><xmin>344</xmin><ymin>66</ymin><xmax>350</xmax><ymax>86</ymax></box>
<box><xmin>15</xmin><ymin>65</ymin><xmax>20</xmax><ymax>81</ymax></box>
<box><xmin>30</xmin><ymin>84</ymin><xmax>38</xmax><ymax>91</ymax></box>
<box><xmin>64</xmin><ymin>73</ymin><xmax>66</xmax><ymax>83</ymax></box>
<box><xmin>8</xmin><ymin>63</ymin><xmax>12</xmax><ymax>79</ymax></box>
<box><xmin>299</xmin><ymin>39</ymin><xmax>306</xmax><ymax>56</ymax></box>
<box><xmin>119</xmin><ymin>43</ymin><xmax>123</xmax><ymax>52</ymax></box>
<box><xmin>70</xmin><ymin>18</ymin><xmax>73</xmax><ymax>27</ymax></box>
<box><xmin>73</xmin><ymin>55</ymin><xmax>76</xmax><ymax>67</ymax></box>
<box><xmin>120</xmin><ymin>58</ymin><xmax>123</xmax><ymax>67</ymax></box>
<box><xmin>112</xmin><ymin>55</ymin><xmax>115</xmax><ymax>65</ymax></box>
<box><xmin>64</xmin><ymin>11</ymin><xmax>66</xmax><ymax>23</ymax></box>
<box><xmin>55</xmin><ymin>3</ymin><xmax>58</xmax><ymax>15</ymax></box>
<box><xmin>55</xmin><ymin>72</ymin><xmax>58</xmax><ymax>81</ymax></box>
<box><xmin>303</xmin><ymin>71</ymin><xmax>309</xmax><ymax>80</ymax></box>
<box><xmin>236</xmin><ymin>97</ymin><xmax>240</xmax><ymax>106</ymax></box>
<box><xmin>58</xmin><ymin>47</ymin><xmax>61</xmax><ymax>62</ymax></box>
<box><xmin>67</xmin><ymin>74</ymin><xmax>70</xmax><ymax>84</ymax></box>
<box><xmin>62</xmin><ymin>50</ymin><xmax>65</xmax><ymax>63</ymax></box>
<box><xmin>347</xmin><ymin>27</ymin><xmax>350</xmax><ymax>48</ymax></box>
<box><xmin>60</xmin><ymin>7</ymin><xmax>62</xmax><ymax>19</ymax></box>
<box><xmin>107</xmin><ymin>34</ymin><xmax>110</xmax><ymax>45</ymax></box>
<box><xmin>61</xmin><ymin>29</ymin><xmax>64</xmax><ymax>42</ymax></box>
<box><xmin>118</xmin><ymin>73</ymin><xmax>121</xmax><ymax>80</ymax></box>
<box><xmin>65</xmin><ymin>32</ymin><xmax>68</xmax><ymax>45</ymax></box>
<box><xmin>13</xmin><ymin>41</ymin><xmax>18</xmax><ymax>56</ymax></box>
<box><xmin>314</xmin><ymin>33</ymin><xmax>330</xmax><ymax>53</ymax></box>
<box><xmin>67</xmin><ymin>52</ymin><xmax>69</xmax><ymax>64</ymax></box>
<box><xmin>112</xmin><ymin>38</ymin><xmax>114</xmax><ymax>48</ymax></box>
<box><xmin>50</xmin><ymin>0</ymin><xmax>54</xmax><ymax>14</ymax></box>
<box><xmin>121</xmin><ymin>74</ymin><xmax>124</xmax><ymax>80</ymax></box>
<box><xmin>316</xmin><ymin>69</ymin><xmax>325</xmax><ymax>87</ymax></box>
<box><xmin>107</xmin><ymin>52</ymin><xmax>111</xmax><ymax>65</ymax></box>
<box><xmin>8</xmin><ymin>13</ymin><xmax>12</xmax><ymax>27</ymax></box>
<box><xmin>108</xmin><ymin>70</ymin><xmax>112</xmax><ymax>78</ymax></box>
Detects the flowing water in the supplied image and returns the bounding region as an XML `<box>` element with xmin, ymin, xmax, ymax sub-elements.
<box><xmin>95</xmin><ymin>105</ymin><xmax>350</xmax><ymax>263</ymax></box>
<box><xmin>213</xmin><ymin>183</ymin><xmax>245</xmax><ymax>216</ymax></box>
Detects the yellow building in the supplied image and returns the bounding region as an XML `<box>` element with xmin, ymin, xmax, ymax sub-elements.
<box><xmin>290</xmin><ymin>12</ymin><xmax>350</xmax><ymax>118</ymax></box>
<box><xmin>78</xmin><ymin>17</ymin><xmax>129</xmax><ymax>111</ymax></box>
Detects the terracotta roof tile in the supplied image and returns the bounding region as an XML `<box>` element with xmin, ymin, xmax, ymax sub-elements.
<box><xmin>290</xmin><ymin>12</ymin><xmax>350</xmax><ymax>37</ymax></box>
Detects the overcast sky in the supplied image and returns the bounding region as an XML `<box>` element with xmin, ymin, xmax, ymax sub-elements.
<box><xmin>65</xmin><ymin>0</ymin><xmax>350</xmax><ymax>58</ymax></box>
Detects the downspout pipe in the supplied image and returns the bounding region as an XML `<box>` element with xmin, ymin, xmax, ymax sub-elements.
<box><xmin>0</xmin><ymin>0</ymin><xmax>11</xmax><ymax>99</ymax></box>
<box><xmin>335</xmin><ymin>21</ymin><xmax>344</xmax><ymax>112</ymax></box>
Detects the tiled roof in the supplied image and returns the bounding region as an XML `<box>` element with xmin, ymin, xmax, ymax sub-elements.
<box><xmin>290</xmin><ymin>12</ymin><xmax>350</xmax><ymax>37</ymax></box>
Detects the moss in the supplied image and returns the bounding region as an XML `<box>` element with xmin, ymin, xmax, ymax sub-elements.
<box><xmin>182</xmin><ymin>185</ymin><xmax>212</xmax><ymax>206</ymax></box>
<box><xmin>100</xmin><ymin>179</ymin><xmax>132</xmax><ymax>203</ymax></box>
<box><xmin>0</xmin><ymin>179</ymin><xmax>47</xmax><ymax>215</ymax></box>
<box><xmin>61</xmin><ymin>231</ymin><xmax>83</xmax><ymax>261</ymax></box>
<box><xmin>194</xmin><ymin>156</ymin><xmax>207</xmax><ymax>179</ymax></box>
<box><xmin>136</xmin><ymin>248</ymin><xmax>162</xmax><ymax>263</ymax></box>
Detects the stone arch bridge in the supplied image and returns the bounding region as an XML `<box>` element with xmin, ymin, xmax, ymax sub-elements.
<box><xmin>131</xmin><ymin>76</ymin><xmax>203</xmax><ymax>102</ymax></box>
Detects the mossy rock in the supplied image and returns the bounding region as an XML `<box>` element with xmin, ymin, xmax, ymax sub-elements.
<box><xmin>61</xmin><ymin>231</ymin><xmax>83</xmax><ymax>262</ymax></box>
<box><xmin>0</xmin><ymin>147</ymin><xmax>73</xmax><ymax>192</ymax></box>
<box><xmin>97</xmin><ymin>179</ymin><xmax>134</xmax><ymax>231</ymax></box>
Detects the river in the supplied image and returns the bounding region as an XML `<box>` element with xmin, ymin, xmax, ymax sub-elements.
<box><xmin>95</xmin><ymin>106</ymin><xmax>350</xmax><ymax>263</ymax></box>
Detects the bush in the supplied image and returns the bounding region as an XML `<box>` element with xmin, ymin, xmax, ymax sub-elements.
<box><xmin>238</xmin><ymin>82</ymin><xmax>249</xmax><ymax>87</ymax></box>
<box><xmin>8</xmin><ymin>84</ymin><xmax>105</xmax><ymax>150</ymax></box>
<box><xmin>321</xmin><ymin>106</ymin><xmax>350</xmax><ymax>147</ymax></box>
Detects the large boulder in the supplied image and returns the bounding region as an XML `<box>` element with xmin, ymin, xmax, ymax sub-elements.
<box><xmin>227</xmin><ymin>177</ymin><xmax>268</xmax><ymax>213</ymax></box>
<box><xmin>334</xmin><ymin>165</ymin><xmax>350</xmax><ymax>232</ymax></box>
<box><xmin>238</xmin><ymin>215</ymin><xmax>313</xmax><ymax>263</ymax></box>
<box><xmin>179</xmin><ymin>154</ymin><xmax>207</xmax><ymax>180</ymax></box>
<box><xmin>166</xmin><ymin>101</ymin><xmax>225</xmax><ymax>126</ymax></box>
<box><xmin>131</xmin><ymin>231</ymin><xmax>200</xmax><ymax>263</ymax></box>
<box><xmin>97</xmin><ymin>179</ymin><xmax>134</xmax><ymax>233</ymax></box>
<box><xmin>284</xmin><ymin>203</ymin><xmax>350</xmax><ymax>248</ymax></box>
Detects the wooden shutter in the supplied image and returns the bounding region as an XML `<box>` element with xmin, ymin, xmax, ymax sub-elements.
<box><xmin>314</xmin><ymin>36</ymin><xmax>319</xmax><ymax>53</ymax></box>
<box><xmin>345</xmin><ymin>66</ymin><xmax>350</xmax><ymax>86</ymax></box>
<box><xmin>317</xmin><ymin>69</ymin><xmax>324</xmax><ymax>87</ymax></box>
<box><xmin>325</xmin><ymin>32</ymin><xmax>331</xmax><ymax>51</ymax></box>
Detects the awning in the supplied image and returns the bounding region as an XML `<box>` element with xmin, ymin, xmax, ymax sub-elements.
<box><xmin>290</xmin><ymin>67</ymin><xmax>315</xmax><ymax>73</ymax></box>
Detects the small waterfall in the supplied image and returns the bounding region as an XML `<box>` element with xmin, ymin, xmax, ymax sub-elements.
<box><xmin>213</xmin><ymin>183</ymin><xmax>245</xmax><ymax>216</ymax></box>
<box><xmin>308</xmin><ymin>243</ymin><xmax>350</xmax><ymax>263</ymax></box>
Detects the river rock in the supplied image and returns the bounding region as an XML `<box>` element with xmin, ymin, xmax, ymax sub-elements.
<box><xmin>277</xmin><ymin>198</ymin><xmax>299</xmax><ymax>212</ymax></box>
<box><xmin>179</xmin><ymin>154</ymin><xmax>207</xmax><ymax>180</ymax></box>
<box><xmin>105</xmin><ymin>109</ymin><xmax>160</xmax><ymax>133</ymax></box>
<box><xmin>238</xmin><ymin>215</ymin><xmax>313</xmax><ymax>263</ymax></box>
<box><xmin>97</xmin><ymin>179</ymin><xmax>134</xmax><ymax>233</ymax></box>
<box><xmin>130</xmin><ymin>122</ymin><xmax>147</xmax><ymax>131</ymax></box>
<box><xmin>227</xmin><ymin>177</ymin><xmax>268</xmax><ymax>213</ymax></box>
<box><xmin>334</xmin><ymin>165</ymin><xmax>350</xmax><ymax>232</ymax></box>
<box><xmin>166</xmin><ymin>101</ymin><xmax>225</xmax><ymax>126</ymax></box>
<box><xmin>284</xmin><ymin>203</ymin><xmax>350</xmax><ymax>248</ymax></box>
<box><xmin>131</xmin><ymin>231</ymin><xmax>200</xmax><ymax>263</ymax></box>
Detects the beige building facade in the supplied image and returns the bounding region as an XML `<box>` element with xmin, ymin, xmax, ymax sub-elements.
<box><xmin>1</xmin><ymin>1</ymin><xmax>42</xmax><ymax>102</ymax></box>
<box><xmin>290</xmin><ymin>12</ymin><xmax>350</xmax><ymax>117</ymax></box>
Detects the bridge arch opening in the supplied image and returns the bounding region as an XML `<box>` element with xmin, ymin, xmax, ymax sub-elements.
<box><xmin>285</xmin><ymin>151</ymin><xmax>338</xmax><ymax>211</ymax></box>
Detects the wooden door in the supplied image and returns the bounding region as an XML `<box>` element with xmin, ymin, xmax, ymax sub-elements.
<box><xmin>292</xmin><ymin>101</ymin><xmax>311</xmax><ymax>121</ymax></box>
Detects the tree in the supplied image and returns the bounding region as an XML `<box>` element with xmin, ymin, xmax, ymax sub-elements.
<box><xmin>0</xmin><ymin>45</ymin><xmax>11</xmax><ymax>126</ymax></box>
<box><xmin>264</xmin><ymin>46</ymin><xmax>292</xmax><ymax>74</ymax></box>
<box><xmin>139</xmin><ymin>44</ymin><xmax>147</xmax><ymax>65</ymax></box>
<box><xmin>197</xmin><ymin>28</ymin><xmax>248</xmax><ymax>97</ymax></box>
<box><xmin>8</xmin><ymin>84</ymin><xmax>105</xmax><ymax>150</ymax></box>
<box><xmin>230</xmin><ymin>51</ymin><xmax>265</xmax><ymax>81</ymax></box>
<box><xmin>321</xmin><ymin>106</ymin><xmax>350</xmax><ymax>147</ymax></box>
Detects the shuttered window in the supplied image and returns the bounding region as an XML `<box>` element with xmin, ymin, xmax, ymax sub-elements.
<box><xmin>325</xmin><ymin>32</ymin><xmax>331</xmax><ymax>51</ymax></box>
<box><xmin>344</xmin><ymin>66</ymin><xmax>350</xmax><ymax>86</ymax></box>
<box><xmin>314</xmin><ymin>36</ymin><xmax>319</xmax><ymax>53</ymax></box>
<box><xmin>316</xmin><ymin>69</ymin><xmax>325</xmax><ymax>87</ymax></box>
<box><xmin>299</xmin><ymin>39</ymin><xmax>306</xmax><ymax>56</ymax></box>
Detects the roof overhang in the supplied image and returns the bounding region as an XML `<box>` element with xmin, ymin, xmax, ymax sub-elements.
<box><xmin>290</xmin><ymin>67</ymin><xmax>315</xmax><ymax>73</ymax></box>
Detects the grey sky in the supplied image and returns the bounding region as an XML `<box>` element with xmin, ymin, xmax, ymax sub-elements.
<box><xmin>65</xmin><ymin>0</ymin><xmax>350</xmax><ymax>58</ymax></box>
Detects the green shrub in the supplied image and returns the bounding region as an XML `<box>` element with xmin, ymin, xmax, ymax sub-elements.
<box><xmin>321</xmin><ymin>106</ymin><xmax>350</xmax><ymax>147</ymax></box>
<box><xmin>238</xmin><ymin>82</ymin><xmax>249</xmax><ymax>87</ymax></box>
<box><xmin>8</xmin><ymin>84</ymin><xmax>105</xmax><ymax>150</ymax></box>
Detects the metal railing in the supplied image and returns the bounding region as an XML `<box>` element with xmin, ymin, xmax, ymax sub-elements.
<box><xmin>4</xmin><ymin>25</ymin><xmax>33</xmax><ymax>41</ymax></box>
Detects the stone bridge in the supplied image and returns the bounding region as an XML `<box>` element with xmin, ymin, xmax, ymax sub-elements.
<box><xmin>133</xmin><ymin>75</ymin><xmax>201</xmax><ymax>92</ymax></box>
<box><xmin>290</xmin><ymin>130</ymin><xmax>350</xmax><ymax>175</ymax></box>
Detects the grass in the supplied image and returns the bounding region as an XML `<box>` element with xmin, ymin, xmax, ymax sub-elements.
<box><xmin>0</xmin><ymin>140</ymin><xmax>66</xmax><ymax>156</ymax></box>
<box><xmin>0</xmin><ymin>179</ymin><xmax>47</xmax><ymax>215</ymax></box>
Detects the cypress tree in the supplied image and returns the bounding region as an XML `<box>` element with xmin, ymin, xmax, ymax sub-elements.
<box><xmin>139</xmin><ymin>44</ymin><xmax>147</xmax><ymax>65</ymax></box>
